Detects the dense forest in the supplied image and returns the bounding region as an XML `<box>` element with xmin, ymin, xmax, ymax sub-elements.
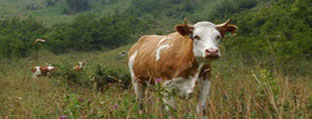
<box><xmin>0</xmin><ymin>0</ymin><xmax>311</xmax><ymax>74</ymax></box>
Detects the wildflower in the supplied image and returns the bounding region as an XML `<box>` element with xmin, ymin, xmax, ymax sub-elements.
<box><xmin>155</xmin><ymin>78</ymin><xmax>162</xmax><ymax>83</ymax></box>
<box><xmin>112</xmin><ymin>104</ymin><xmax>118</xmax><ymax>109</ymax></box>
<box><xmin>59</xmin><ymin>115</ymin><xmax>67</xmax><ymax>119</ymax></box>
<box><xmin>87</xmin><ymin>99</ymin><xmax>91</xmax><ymax>105</ymax></box>
<box><xmin>78</xmin><ymin>97</ymin><xmax>83</xmax><ymax>103</ymax></box>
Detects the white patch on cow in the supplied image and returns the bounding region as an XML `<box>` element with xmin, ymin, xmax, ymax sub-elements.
<box><xmin>162</xmin><ymin>77</ymin><xmax>196</xmax><ymax>100</ymax></box>
<box><xmin>33</xmin><ymin>66</ymin><xmax>41</xmax><ymax>78</ymax></box>
<box><xmin>128</xmin><ymin>50</ymin><xmax>145</xmax><ymax>106</ymax></box>
<box><xmin>155</xmin><ymin>44</ymin><xmax>173</xmax><ymax>62</ymax></box>
<box><xmin>47</xmin><ymin>66</ymin><xmax>54</xmax><ymax>71</ymax></box>
<box><xmin>157</xmin><ymin>37</ymin><xmax>170</xmax><ymax>46</ymax></box>
<box><xmin>128</xmin><ymin>50</ymin><xmax>138</xmax><ymax>79</ymax></box>
<box><xmin>162</xmin><ymin>64</ymin><xmax>205</xmax><ymax>100</ymax></box>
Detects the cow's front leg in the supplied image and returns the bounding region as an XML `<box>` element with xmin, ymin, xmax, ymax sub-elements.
<box><xmin>197</xmin><ymin>79</ymin><xmax>210</xmax><ymax>116</ymax></box>
<box><xmin>197</xmin><ymin>66</ymin><xmax>211</xmax><ymax>116</ymax></box>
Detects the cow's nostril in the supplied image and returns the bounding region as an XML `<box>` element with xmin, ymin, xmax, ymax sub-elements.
<box><xmin>205</xmin><ymin>48</ymin><xmax>218</xmax><ymax>54</ymax></box>
<box><xmin>214</xmin><ymin>49</ymin><xmax>219</xmax><ymax>53</ymax></box>
<box><xmin>205</xmin><ymin>49</ymin><xmax>210</xmax><ymax>53</ymax></box>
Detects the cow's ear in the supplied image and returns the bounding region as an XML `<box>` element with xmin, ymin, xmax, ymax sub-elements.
<box><xmin>175</xmin><ymin>18</ymin><xmax>194</xmax><ymax>38</ymax></box>
<box><xmin>175</xmin><ymin>25</ymin><xmax>193</xmax><ymax>38</ymax></box>
<box><xmin>215</xmin><ymin>19</ymin><xmax>238</xmax><ymax>38</ymax></box>
<box><xmin>217</xmin><ymin>25</ymin><xmax>238</xmax><ymax>38</ymax></box>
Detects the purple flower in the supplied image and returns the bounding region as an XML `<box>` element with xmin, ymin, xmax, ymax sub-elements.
<box><xmin>112</xmin><ymin>104</ymin><xmax>118</xmax><ymax>109</ymax></box>
<box><xmin>78</xmin><ymin>97</ymin><xmax>83</xmax><ymax>103</ymax></box>
<box><xmin>155</xmin><ymin>78</ymin><xmax>162</xmax><ymax>83</ymax></box>
<box><xmin>59</xmin><ymin>115</ymin><xmax>67</xmax><ymax>119</ymax></box>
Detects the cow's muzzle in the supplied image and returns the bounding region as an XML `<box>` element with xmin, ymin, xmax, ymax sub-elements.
<box><xmin>204</xmin><ymin>48</ymin><xmax>220</xmax><ymax>59</ymax></box>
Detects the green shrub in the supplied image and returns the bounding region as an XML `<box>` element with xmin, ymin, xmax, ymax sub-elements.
<box><xmin>91</xmin><ymin>65</ymin><xmax>131</xmax><ymax>91</ymax></box>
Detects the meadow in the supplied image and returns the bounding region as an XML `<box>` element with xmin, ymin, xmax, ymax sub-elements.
<box><xmin>1</xmin><ymin>0</ymin><xmax>312</xmax><ymax>118</ymax></box>
<box><xmin>1</xmin><ymin>45</ymin><xmax>312</xmax><ymax>119</ymax></box>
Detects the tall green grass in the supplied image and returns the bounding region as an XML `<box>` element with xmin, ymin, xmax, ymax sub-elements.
<box><xmin>1</xmin><ymin>45</ymin><xmax>312</xmax><ymax>118</ymax></box>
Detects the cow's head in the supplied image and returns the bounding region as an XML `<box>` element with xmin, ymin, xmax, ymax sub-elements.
<box><xmin>175</xmin><ymin>18</ymin><xmax>237</xmax><ymax>62</ymax></box>
<box><xmin>78</xmin><ymin>61</ymin><xmax>85</xmax><ymax>68</ymax></box>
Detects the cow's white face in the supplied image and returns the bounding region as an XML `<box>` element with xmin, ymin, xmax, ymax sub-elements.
<box><xmin>192</xmin><ymin>22</ymin><xmax>221</xmax><ymax>61</ymax></box>
<box><xmin>176</xmin><ymin>19</ymin><xmax>237</xmax><ymax>63</ymax></box>
<box><xmin>78</xmin><ymin>62</ymin><xmax>85</xmax><ymax>68</ymax></box>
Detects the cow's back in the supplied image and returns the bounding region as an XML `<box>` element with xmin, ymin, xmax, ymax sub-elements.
<box><xmin>128</xmin><ymin>32</ymin><xmax>198</xmax><ymax>82</ymax></box>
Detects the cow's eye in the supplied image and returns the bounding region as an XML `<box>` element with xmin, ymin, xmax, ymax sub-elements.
<box><xmin>217</xmin><ymin>36</ymin><xmax>221</xmax><ymax>39</ymax></box>
<box><xmin>216</xmin><ymin>36</ymin><xmax>221</xmax><ymax>41</ymax></box>
<box><xmin>193</xmin><ymin>35</ymin><xmax>200</xmax><ymax>40</ymax></box>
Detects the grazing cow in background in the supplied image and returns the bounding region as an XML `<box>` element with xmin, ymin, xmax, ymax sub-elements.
<box><xmin>128</xmin><ymin>18</ymin><xmax>237</xmax><ymax>116</ymax></box>
<box><xmin>34</xmin><ymin>38</ymin><xmax>46</xmax><ymax>43</ymax></box>
<box><xmin>117</xmin><ymin>50</ymin><xmax>128</xmax><ymax>60</ymax></box>
<box><xmin>72</xmin><ymin>61</ymin><xmax>85</xmax><ymax>71</ymax></box>
<box><xmin>32</xmin><ymin>64</ymin><xmax>55</xmax><ymax>78</ymax></box>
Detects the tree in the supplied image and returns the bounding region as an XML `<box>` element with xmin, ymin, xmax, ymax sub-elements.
<box><xmin>65</xmin><ymin>0</ymin><xmax>90</xmax><ymax>14</ymax></box>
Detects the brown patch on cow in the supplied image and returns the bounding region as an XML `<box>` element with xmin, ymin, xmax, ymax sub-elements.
<box><xmin>72</xmin><ymin>62</ymin><xmax>85</xmax><ymax>71</ymax></box>
<box><xmin>72</xmin><ymin>65</ymin><xmax>81</xmax><ymax>71</ymax></box>
<box><xmin>31</xmin><ymin>67</ymin><xmax>36</xmax><ymax>73</ymax></box>
<box><xmin>40</xmin><ymin>67</ymin><xmax>50</xmax><ymax>76</ymax></box>
<box><xmin>128</xmin><ymin>32</ymin><xmax>199</xmax><ymax>84</ymax></box>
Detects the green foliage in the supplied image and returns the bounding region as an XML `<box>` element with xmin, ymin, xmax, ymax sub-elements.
<box><xmin>209</xmin><ymin>0</ymin><xmax>312</xmax><ymax>74</ymax></box>
<box><xmin>45</xmin><ymin>13</ymin><xmax>150</xmax><ymax>54</ymax></box>
<box><xmin>0</xmin><ymin>12</ymin><xmax>150</xmax><ymax>57</ymax></box>
<box><xmin>290</xmin><ymin>0</ymin><xmax>312</xmax><ymax>27</ymax></box>
<box><xmin>62</xmin><ymin>93</ymin><xmax>92</xmax><ymax>119</ymax></box>
<box><xmin>65</xmin><ymin>0</ymin><xmax>90</xmax><ymax>14</ymax></box>
<box><xmin>58</xmin><ymin>64</ymin><xmax>130</xmax><ymax>90</ymax></box>
<box><xmin>92</xmin><ymin>65</ymin><xmax>130</xmax><ymax>91</ymax></box>
<box><xmin>0</xmin><ymin>17</ymin><xmax>47</xmax><ymax>59</ymax></box>
<box><xmin>127</xmin><ymin>0</ymin><xmax>199</xmax><ymax>18</ymax></box>
<box><xmin>209</xmin><ymin>0</ymin><xmax>259</xmax><ymax>21</ymax></box>
<box><xmin>255</xmin><ymin>69</ymin><xmax>280</xmax><ymax>99</ymax></box>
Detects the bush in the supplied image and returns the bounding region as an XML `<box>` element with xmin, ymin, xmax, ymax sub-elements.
<box><xmin>92</xmin><ymin>65</ymin><xmax>130</xmax><ymax>91</ymax></box>
<box><xmin>64</xmin><ymin>0</ymin><xmax>90</xmax><ymax>14</ymax></box>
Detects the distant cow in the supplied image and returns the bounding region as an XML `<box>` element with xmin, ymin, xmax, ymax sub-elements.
<box><xmin>72</xmin><ymin>61</ymin><xmax>85</xmax><ymax>71</ymax></box>
<box><xmin>32</xmin><ymin>64</ymin><xmax>55</xmax><ymax>78</ymax></box>
<box><xmin>128</xmin><ymin>18</ymin><xmax>237</xmax><ymax>116</ymax></box>
<box><xmin>117</xmin><ymin>50</ymin><xmax>128</xmax><ymax>60</ymax></box>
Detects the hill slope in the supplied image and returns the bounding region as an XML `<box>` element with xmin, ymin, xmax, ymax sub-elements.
<box><xmin>0</xmin><ymin>0</ymin><xmax>131</xmax><ymax>25</ymax></box>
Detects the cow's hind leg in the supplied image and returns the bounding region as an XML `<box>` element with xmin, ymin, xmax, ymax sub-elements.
<box><xmin>162</xmin><ymin>84</ymin><xmax>176</xmax><ymax>117</ymax></box>
<box><xmin>132</xmin><ymin>79</ymin><xmax>145</xmax><ymax>114</ymax></box>
<box><xmin>128</xmin><ymin>50</ymin><xmax>145</xmax><ymax>114</ymax></box>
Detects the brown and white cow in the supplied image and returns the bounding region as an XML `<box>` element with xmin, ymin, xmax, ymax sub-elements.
<box><xmin>128</xmin><ymin>18</ymin><xmax>237</xmax><ymax>115</ymax></box>
<box><xmin>72</xmin><ymin>61</ymin><xmax>85</xmax><ymax>71</ymax></box>
<box><xmin>32</xmin><ymin>64</ymin><xmax>55</xmax><ymax>78</ymax></box>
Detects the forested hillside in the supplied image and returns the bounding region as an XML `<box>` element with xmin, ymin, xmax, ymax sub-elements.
<box><xmin>0</xmin><ymin>0</ymin><xmax>131</xmax><ymax>24</ymax></box>
<box><xmin>1</xmin><ymin>0</ymin><xmax>311</xmax><ymax>74</ymax></box>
